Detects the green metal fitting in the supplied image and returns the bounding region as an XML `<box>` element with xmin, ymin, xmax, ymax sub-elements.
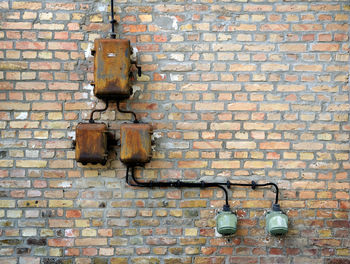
<box><xmin>216</xmin><ymin>208</ymin><xmax>237</xmax><ymax>235</ymax></box>
<box><xmin>266</xmin><ymin>204</ymin><xmax>288</xmax><ymax>235</ymax></box>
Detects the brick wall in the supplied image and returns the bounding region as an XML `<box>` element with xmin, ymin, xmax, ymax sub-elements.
<box><xmin>0</xmin><ymin>0</ymin><xmax>349</xmax><ymax>263</ymax></box>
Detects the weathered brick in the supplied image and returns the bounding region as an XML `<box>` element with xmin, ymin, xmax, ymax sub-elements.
<box><xmin>16</xmin><ymin>42</ymin><xmax>46</xmax><ymax>50</ymax></box>
<box><xmin>245</xmin><ymin>84</ymin><xmax>274</xmax><ymax>91</ymax></box>
<box><xmin>244</xmin><ymin>122</ymin><xmax>273</xmax><ymax>130</ymax></box>
<box><xmin>16</xmin><ymin>160</ymin><xmax>47</xmax><ymax>168</ymax></box>
<box><xmin>260</xmin><ymin>142</ymin><xmax>289</xmax><ymax>149</ymax></box>
<box><xmin>195</xmin><ymin>103</ymin><xmax>224</xmax><ymax>111</ymax></box>
<box><xmin>261</xmin><ymin>64</ymin><xmax>289</xmax><ymax>71</ymax></box>
<box><xmin>244</xmin><ymin>161</ymin><xmax>273</xmax><ymax>169</ymax></box>
<box><xmin>0</xmin><ymin>61</ymin><xmax>28</xmax><ymax>70</ymax></box>
<box><xmin>292</xmin><ymin>24</ymin><xmax>323</xmax><ymax>31</ymax></box>
<box><xmin>210</xmin><ymin>123</ymin><xmax>240</xmax><ymax>131</ymax></box>
<box><xmin>1</xmin><ymin>22</ymin><xmax>32</xmax><ymax>29</ymax></box>
<box><xmin>212</xmin><ymin>161</ymin><xmax>240</xmax><ymax>169</ymax></box>
<box><xmin>12</xmin><ymin>2</ymin><xmax>42</xmax><ymax>9</ymax></box>
<box><xmin>212</xmin><ymin>44</ymin><xmax>242</xmax><ymax>51</ymax></box>
<box><xmin>260</xmin><ymin>24</ymin><xmax>289</xmax><ymax>31</ymax></box>
<box><xmin>178</xmin><ymin>161</ymin><xmax>207</xmax><ymax>168</ymax></box>
<box><xmin>48</xmin><ymin>238</ymin><xmax>73</xmax><ymax>247</ymax></box>
<box><xmin>193</xmin><ymin>141</ymin><xmax>222</xmax><ymax>149</ymax></box>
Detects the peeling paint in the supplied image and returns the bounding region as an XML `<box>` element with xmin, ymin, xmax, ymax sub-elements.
<box><xmin>58</xmin><ymin>181</ymin><xmax>72</xmax><ymax>188</ymax></box>
<box><xmin>15</xmin><ymin>112</ymin><xmax>28</xmax><ymax>120</ymax></box>
<box><xmin>84</xmin><ymin>42</ymin><xmax>93</xmax><ymax>59</ymax></box>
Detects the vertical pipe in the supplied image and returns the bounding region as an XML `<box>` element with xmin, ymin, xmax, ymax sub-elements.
<box><xmin>110</xmin><ymin>0</ymin><xmax>116</xmax><ymax>38</ymax></box>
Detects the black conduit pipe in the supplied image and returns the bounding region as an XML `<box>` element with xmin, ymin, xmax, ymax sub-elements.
<box><xmin>110</xmin><ymin>0</ymin><xmax>116</xmax><ymax>39</ymax></box>
<box><xmin>226</xmin><ymin>181</ymin><xmax>279</xmax><ymax>204</ymax></box>
<box><xmin>126</xmin><ymin>167</ymin><xmax>280</xmax><ymax>207</ymax></box>
<box><xmin>126</xmin><ymin>167</ymin><xmax>229</xmax><ymax>206</ymax></box>
<box><xmin>89</xmin><ymin>101</ymin><xmax>109</xmax><ymax>123</ymax></box>
<box><xmin>117</xmin><ymin>101</ymin><xmax>139</xmax><ymax>123</ymax></box>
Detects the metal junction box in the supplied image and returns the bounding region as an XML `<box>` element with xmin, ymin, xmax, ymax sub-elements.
<box><xmin>75</xmin><ymin>123</ymin><xmax>108</xmax><ymax>165</ymax></box>
<box><xmin>120</xmin><ymin>123</ymin><xmax>152</xmax><ymax>165</ymax></box>
<box><xmin>93</xmin><ymin>39</ymin><xmax>132</xmax><ymax>100</ymax></box>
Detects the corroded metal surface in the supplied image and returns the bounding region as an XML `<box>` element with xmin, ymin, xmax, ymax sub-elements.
<box><xmin>93</xmin><ymin>39</ymin><xmax>132</xmax><ymax>100</ymax></box>
<box><xmin>75</xmin><ymin>123</ymin><xmax>108</xmax><ymax>165</ymax></box>
<box><xmin>120</xmin><ymin>123</ymin><xmax>152</xmax><ymax>165</ymax></box>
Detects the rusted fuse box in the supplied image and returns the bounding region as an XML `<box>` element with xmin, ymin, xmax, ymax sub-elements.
<box><xmin>75</xmin><ymin>123</ymin><xmax>108</xmax><ymax>165</ymax></box>
<box><xmin>120</xmin><ymin>123</ymin><xmax>152</xmax><ymax>165</ymax></box>
<box><xmin>92</xmin><ymin>39</ymin><xmax>132</xmax><ymax>100</ymax></box>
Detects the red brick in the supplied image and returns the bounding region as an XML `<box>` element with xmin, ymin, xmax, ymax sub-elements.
<box><xmin>244</xmin><ymin>122</ymin><xmax>273</xmax><ymax>130</ymax></box>
<box><xmin>0</xmin><ymin>41</ymin><xmax>13</xmax><ymax>49</ymax></box>
<box><xmin>308</xmin><ymin>201</ymin><xmax>338</xmax><ymax>209</ymax></box>
<box><xmin>178</xmin><ymin>161</ymin><xmax>207</xmax><ymax>168</ymax></box>
<box><xmin>292</xmin><ymin>24</ymin><xmax>323</xmax><ymax>31</ymax></box>
<box><xmin>210</xmin><ymin>123</ymin><xmax>240</xmax><ymax>131</ymax></box>
<box><xmin>244</xmin><ymin>5</ymin><xmax>273</xmax><ymax>11</ymax></box>
<box><xmin>75</xmin><ymin>238</ymin><xmax>107</xmax><ymax>246</ymax></box>
<box><xmin>193</xmin><ymin>141</ymin><xmax>222</xmax><ymax>149</ymax></box>
<box><xmin>1</xmin><ymin>22</ymin><xmax>32</xmax><ymax>29</ymax></box>
<box><xmin>176</xmin><ymin>122</ymin><xmax>207</xmax><ymax>130</ymax></box>
<box><xmin>276</xmin><ymin>4</ymin><xmax>307</xmax><ymax>12</ymax></box>
<box><xmin>311</xmin><ymin>4</ymin><xmax>340</xmax><ymax>11</ymax></box>
<box><xmin>12</xmin><ymin>1</ymin><xmax>42</xmax><ymax>9</ymax></box>
<box><xmin>16</xmin><ymin>41</ymin><xmax>46</xmax><ymax>50</ymax></box>
<box><xmin>260</xmin><ymin>142</ymin><xmax>290</xmax><ymax>149</ymax></box>
<box><xmin>227</xmin><ymin>141</ymin><xmax>256</xmax><ymax>149</ymax></box>
<box><xmin>155</xmin><ymin>4</ymin><xmax>185</xmax><ymax>12</ymax></box>
<box><xmin>30</xmin><ymin>62</ymin><xmax>60</xmax><ymax>70</ymax></box>
<box><xmin>279</xmin><ymin>44</ymin><xmax>306</xmax><ymax>52</ymax></box>
<box><xmin>244</xmin><ymin>161</ymin><xmax>273</xmax><ymax>169</ymax></box>
<box><xmin>228</xmin><ymin>103</ymin><xmax>256</xmax><ymax>111</ymax></box>
<box><xmin>278</xmin><ymin>161</ymin><xmax>306</xmax><ymax>169</ymax></box>
<box><xmin>32</xmin><ymin>102</ymin><xmax>62</xmax><ymax>111</ymax></box>
<box><xmin>123</xmin><ymin>25</ymin><xmax>147</xmax><ymax>33</ymax></box>
<box><xmin>82</xmin><ymin>248</ymin><xmax>97</xmax><ymax>256</ymax></box>
<box><xmin>212</xmin><ymin>161</ymin><xmax>240</xmax><ymax>169</ymax></box>
<box><xmin>245</xmin><ymin>84</ymin><xmax>274</xmax><ymax>91</ymax></box>
<box><xmin>312</xmin><ymin>44</ymin><xmax>340</xmax><ymax>51</ymax></box>
<box><xmin>49</xmin><ymin>82</ymin><xmax>79</xmax><ymax>90</ymax></box>
<box><xmin>260</xmin><ymin>24</ymin><xmax>289</xmax><ymax>31</ymax></box>
<box><xmin>48</xmin><ymin>238</ymin><xmax>74</xmax><ymax>247</ymax></box>
<box><xmin>46</xmin><ymin>3</ymin><xmax>75</xmax><ymax>10</ymax></box>
<box><xmin>48</xmin><ymin>42</ymin><xmax>78</xmax><ymax>50</ymax></box>
<box><xmin>49</xmin><ymin>219</ymin><xmax>73</xmax><ymax>227</ymax></box>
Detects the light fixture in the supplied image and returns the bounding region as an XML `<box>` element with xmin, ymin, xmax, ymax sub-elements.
<box><xmin>216</xmin><ymin>205</ymin><xmax>237</xmax><ymax>235</ymax></box>
<box><xmin>266</xmin><ymin>204</ymin><xmax>288</xmax><ymax>235</ymax></box>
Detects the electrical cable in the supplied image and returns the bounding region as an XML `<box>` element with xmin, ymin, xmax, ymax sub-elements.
<box><xmin>89</xmin><ymin>100</ymin><xmax>109</xmax><ymax>123</ymax></box>
<box><xmin>110</xmin><ymin>0</ymin><xmax>116</xmax><ymax>39</ymax></box>
<box><xmin>116</xmin><ymin>101</ymin><xmax>139</xmax><ymax>123</ymax></box>
<box><xmin>125</xmin><ymin>166</ymin><xmax>280</xmax><ymax>206</ymax></box>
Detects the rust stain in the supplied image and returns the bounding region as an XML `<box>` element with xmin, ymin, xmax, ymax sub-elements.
<box><xmin>75</xmin><ymin>123</ymin><xmax>108</xmax><ymax>165</ymax></box>
<box><xmin>93</xmin><ymin>39</ymin><xmax>131</xmax><ymax>100</ymax></box>
<box><xmin>120</xmin><ymin>123</ymin><xmax>152</xmax><ymax>165</ymax></box>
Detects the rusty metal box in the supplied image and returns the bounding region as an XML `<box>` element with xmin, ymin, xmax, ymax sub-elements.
<box><xmin>75</xmin><ymin>123</ymin><xmax>108</xmax><ymax>165</ymax></box>
<box><xmin>93</xmin><ymin>38</ymin><xmax>132</xmax><ymax>100</ymax></box>
<box><xmin>120</xmin><ymin>123</ymin><xmax>152</xmax><ymax>165</ymax></box>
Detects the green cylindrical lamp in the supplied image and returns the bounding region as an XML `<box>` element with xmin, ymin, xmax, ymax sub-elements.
<box><xmin>266</xmin><ymin>204</ymin><xmax>288</xmax><ymax>235</ymax></box>
<box><xmin>216</xmin><ymin>205</ymin><xmax>237</xmax><ymax>235</ymax></box>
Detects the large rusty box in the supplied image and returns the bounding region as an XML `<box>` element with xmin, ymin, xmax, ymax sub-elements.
<box><xmin>93</xmin><ymin>38</ymin><xmax>132</xmax><ymax>100</ymax></box>
<box><xmin>120</xmin><ymin>123</ymin><xmax>152</xmax><ymax>165</ymax></box>
<box><xmin>75</xmin><ymin>123</ymin><xmax>108</xmax><ymax>165</ymax></box>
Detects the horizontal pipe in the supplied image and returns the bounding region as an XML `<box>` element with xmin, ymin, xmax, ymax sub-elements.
<box><xmin>126</xmin><ymin>167</ymin><xmax>280</xmax><ymax>207</ymax></box>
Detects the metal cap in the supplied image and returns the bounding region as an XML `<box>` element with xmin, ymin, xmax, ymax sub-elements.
<box><xmin>223</xmin><ymin>204</ymin><xmax>230</xmax><ymax>211</ymax></box>
<box><xmin>272</xmin><ymin>203</ymin><xmax>281</xmax><ymax>211</ymax></box>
